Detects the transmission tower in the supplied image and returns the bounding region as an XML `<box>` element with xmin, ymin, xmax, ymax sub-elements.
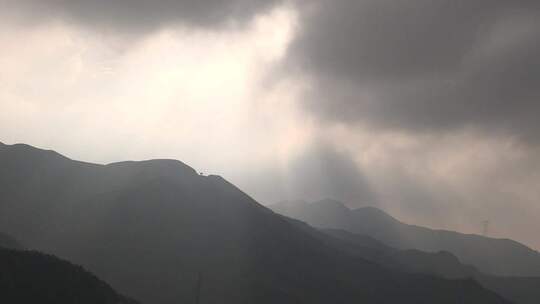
<box><xmin>482</xmin><ymin>220</ymin><xmax>490</xmax><ymax>236</ymax></box>
<box><xmin>193</xmin><ymin>271</ymin><xmax>202</xmax><ymax>304</ymax></box>
<box><xmin>195</xmin><ymin>272</ymin><xmax>202</xmax><ymax>304</ymax></box>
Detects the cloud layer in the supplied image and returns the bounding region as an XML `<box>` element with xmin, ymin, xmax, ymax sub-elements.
<box><xmin>1</xmin><ymin>0</ymin><xmax>281</xmax><ymax>32</ymax></box>
<box><xmin>289</xmin><ymin>0</ymin><xmax>540</xmax><ymax>141</ymax></box>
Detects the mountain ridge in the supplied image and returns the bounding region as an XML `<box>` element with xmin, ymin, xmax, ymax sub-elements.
<box><xmin>271</xmin><ymin>199</ymin><xmax>540</xmax><ymax>277</ymax></box>
<box><xmin>0</xmin><ymin>142</ymin><xmax>511</xmax><ymax>304</ymax></box>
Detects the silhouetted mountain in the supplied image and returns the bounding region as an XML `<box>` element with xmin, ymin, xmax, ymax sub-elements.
<box><xmin>0</xmin><ymin>247</ymin><xmax>138</xmax><ymax>304</ymax></box>
<box><xmin>479</xmin><ymin>276</ymin><xmax>540</xmax><ymax>304</ymax></box>
<box><xmin>318</xmin><ymin>228</ymin><xmax>540</xmax><ymax>304</ymax></box>
<box><xmin>319</xmin><ymin>228</ymin><xmax>477</xmax><ymax>279</ymax></box>
<box><xmin>271</xmin><ymin>199</ymin><xmax>540</xmax><ymax>277</ymax></box>
<box><xmin>0</xmin><ymin>143</ymin><xmax>511</xmax><ymax>304</ymax></box>
<box><xmin>276</xmin><ymin>214</ymin><xmax>539</xmax><ymax>304</ymax></box>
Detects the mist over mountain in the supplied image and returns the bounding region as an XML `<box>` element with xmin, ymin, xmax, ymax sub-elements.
<box><xmin>271</xmin><ymin>213</ymin><xmax>540</xmax><ymax>304</ymax></box>
<box><xmin>271</xmin><ymin>199</ymin><xmax>540</xmax><ymax>277</ymax></box>
<box><xmin>0</xmin><ymin>142</ymin><xmax>512</xmax><ymax>304</ymax></box>
<box><xmin>318</xmin><ymin>228</ymin><xmax>540</xmax><ymax>304</ymax></box>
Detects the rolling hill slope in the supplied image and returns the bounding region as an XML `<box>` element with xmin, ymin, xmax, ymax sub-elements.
<box><xmin>271</xmin><ymin>199</ymin><xmax>540</xmax><ymax>277</ymax></box>
<box><xmin>0</xmin><ymin>142</ymin><xmax>511</xmax><ymax>304</ymax></box>
<box><xmin>0</xmin><ymin>232</ymin><xmax>137</xmax><ymax>304</ymax></box>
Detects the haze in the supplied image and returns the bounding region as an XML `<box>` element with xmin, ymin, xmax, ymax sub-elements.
<box><xmin>1</xmin><ymin>0</ymin><xmax>539</xmax><ymax>250</ymax></box>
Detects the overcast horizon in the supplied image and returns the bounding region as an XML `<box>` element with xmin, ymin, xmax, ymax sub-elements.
<box><xmin>1</xmin><ymin>0</ymin><xmax>539</xmax><ymax>250</ymax></box>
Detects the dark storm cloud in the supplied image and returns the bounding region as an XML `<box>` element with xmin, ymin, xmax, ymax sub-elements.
<box><xmin>289</xmin><ymin>0</ymin><xmax>540</xmax><ymax>141</ymax></box>
<box><xmin>1</xmin><ymin>0</ymin><xmax>281</xmax><ymax>32</ymax></box>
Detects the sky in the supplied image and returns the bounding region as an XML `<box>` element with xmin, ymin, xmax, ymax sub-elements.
<box><xmin>0</xmin><ymin>0</ymin><xmax>539</xmax><ymax>249</ymax></box>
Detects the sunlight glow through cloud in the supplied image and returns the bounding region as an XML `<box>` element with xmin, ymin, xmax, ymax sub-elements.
<box><xmin>0</xmin><ymin>5</ymin><xmax>308</xmax><ymax>172</ymax></box>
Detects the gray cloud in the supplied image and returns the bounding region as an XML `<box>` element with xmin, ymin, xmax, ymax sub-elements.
<box><xmin>369</xmin><ymin>136</ymin><xmax>540</xmax><ymax>249</ymax></box>
<box><xmin>232</xmin><ymin>131</ymin><xmax>540</xmax><ymax>249</ymax></box>
<box><xmin>288</xmin><ymin>0</ymin><xmax>540</xmax><ymax>141</ymax></box>
<box><xmin>1</xmin><ymin>0</ymin><xmax>281</xmax><ymax>32</ymax></box>
<box><xmin>281</xmin><ymin>0</ymin><xmax>540</xmax><ymax>248</ymax></box>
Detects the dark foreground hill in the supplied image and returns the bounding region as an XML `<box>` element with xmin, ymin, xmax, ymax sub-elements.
<box><xmin>0</xmin><ymin>142</ymin><xmax>511</xmax><ymax>304</ymax></box>
<box><xmin>0</xmin><ymin>234</ymin><xmax>136</xmax><ymax>304</ymax></box>
<box><xmin>271</xmin><ymin>199</ymin><xmax>540</xmax><ymax>277</ymax></box>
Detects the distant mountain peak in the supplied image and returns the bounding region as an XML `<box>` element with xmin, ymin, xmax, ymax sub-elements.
<box><xmin>314</xmin><ymin>198</ymin><xmax>349</xmax><ymax>207</ymax></box>
<box><xmin>311</xmin><ymin>199</ymin><xmax>352</xmax><ymax>212</ymax></box>
<box><xmin>271</xmin><ymin>199</ymin><xmax>540</xmax><ymax>277</ymax></box>
<box><xmin>352</xmin><ymin>206</ymin><xmax>399</xmax><ymax>222</ymax></box>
